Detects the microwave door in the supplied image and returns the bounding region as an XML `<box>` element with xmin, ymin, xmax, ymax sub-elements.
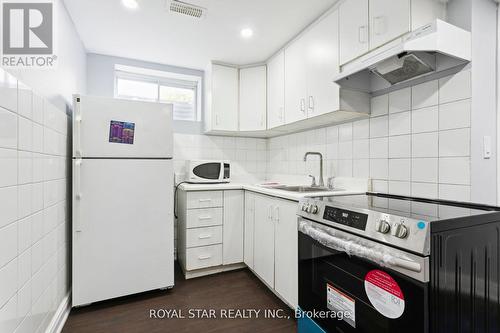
<box><xmin>193</xmin><ymin>163</ymin><xmax>222</xmax><ymax>181</ymax></box>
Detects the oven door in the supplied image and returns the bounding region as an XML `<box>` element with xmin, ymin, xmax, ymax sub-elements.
<box><xmin>298</xmin><ymin>218</ymin><xmax>429</xmax><ymax>333</ymax></box>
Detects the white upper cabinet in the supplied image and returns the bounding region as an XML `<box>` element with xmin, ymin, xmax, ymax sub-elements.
<box><xmin>284</xmin><ymin>34</ymin><xmax>308</xmax><ymax>124</ymax></box>
<box><xmin>239</xmin><ymin>66</ymin><xmax>267</xmax><ymax>131</ymax></box>
<box><xmin>369</xmin><ymin>0</ymin><xmax>410</xmax><ymax>50</ymax></box>
<box><xmin>305</xmin><ymin>9</ymin><xmax>340</xmax><ymax>117</ymax></box>
<box><xmin>339</xmin><ymin>0</ymin><xmax>369</xmax><ymax>65</ymax></box>
<box><xmin>267</xmin><ymin>51</ymin><xmax>285</xmax><ymax>129</ymax></box>
<box><xmin>205</xmin><ymin>63</ymin><xmax>239</xmax><ymax>132</ymax></box>
<box><xmin>339</xmin><ymin>0</ymin><xmax>444</xmax><ymax>65</ymax></box>
<box><xmin>285</xmin><ymin>8</ymin><xmax>341</xmax><ymax>124</ymax></box>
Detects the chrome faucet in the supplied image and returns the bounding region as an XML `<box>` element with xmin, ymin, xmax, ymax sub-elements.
<box><xmin>303</xmin><ymin>152</ymin><xmax>324</xmax><ymax>187</ymax></box>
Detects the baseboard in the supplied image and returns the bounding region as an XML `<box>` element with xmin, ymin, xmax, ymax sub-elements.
<box><xmin>45</xmin><ymin>292</ymin><xmax>71</xmax><ymax>333</ymax></box>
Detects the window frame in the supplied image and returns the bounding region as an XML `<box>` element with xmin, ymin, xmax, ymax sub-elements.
<box><xmin>114</xmin><ymin>66</ymin><xmax>202</xmax><ymax>122</ymax></box>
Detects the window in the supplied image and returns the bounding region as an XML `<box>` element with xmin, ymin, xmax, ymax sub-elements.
<box><xmin>114</xmin><ymin>66</ymin><xmax>201</xmax><ymax>122</ymax></box>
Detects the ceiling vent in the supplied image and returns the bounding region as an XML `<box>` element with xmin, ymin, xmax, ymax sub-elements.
<box><xmin>167</xmin><ymin>0</ymin><xmax>206</xmax><ymax>19</ymax></box>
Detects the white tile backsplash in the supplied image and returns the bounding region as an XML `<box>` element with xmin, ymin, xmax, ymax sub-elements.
<box><xmin>388</xmin><ymin>159</ymin><xmax>411</xmax><ymax>181</ymax></box>
<box><xmin>265</xmin><ymin>71</ymin><xmax>470</xmax><ymax>196</ymax></box>
<box><xmin>389</xmin><ymin>87</ymin><xmax>411</xmax><ymax>114</ymax></box>
<box><xmin>439</xmin><ymin>70</ymin><xmax>471</xmax><ymax>104</ymax></box>
<box><xmin>412</xmin><ymin>132</ymin><xmax>438</xmax><ymax>158</ymax></box>
<box><xmin>411</xmin><ymin>106</ymin><xmax>438</xmax><ymax>133</ymax></box>
<box><xmin>439</xmin><ymin>128</ymin><xmax>470</xmax><ymax>157</ymax></box>
<box><xmin>369</xmin><ymin>138</ymin><xmax>388</xmax><ymax>159</ymax></box>
<box><xmin>412</xmin><ymin>80</ymin><xmax>439</xmax><ymax>109</ymax></box>
<box><xmin>439</xmin><ymin>99</ymin><xmax>471</xmax><ymax>130</ymax></box>
<box><xmin>389</xmin><ymin>111</ymin><xmax>411</xmax><ymax>136</ymax></box>
<box><xmin>371</xmin><ymin>94</ymin><xmax>388</xmax><ymax>116</ymax></box>
<box><xmin>0</xmin><ymin>69</ymin><xmax>69</xmax><ymax>333</ymax></box>
<box><xmin>412</xmin><ymin>158</ymin><xmax>438</xmax><ymax>183</ymax></box>
<box><xmin>439</xmin><ymin>157</ymin><xmax>470</xmax><ymax>185</ymax></box>
<box><xmin>389</xmin><ymin>135</ymin><xmax>411</xmax><ymax>158</ymax></box>
<box><xmin>369</xmin><ymin>116</ymin><xmax>388</xmax><ymax>138</ymax></box>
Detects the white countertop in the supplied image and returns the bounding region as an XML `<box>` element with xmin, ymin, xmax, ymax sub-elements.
<box><xmin>178</xmin><ymin>178</ymin><xmax>369</xmax><ymax>202</ymax></box>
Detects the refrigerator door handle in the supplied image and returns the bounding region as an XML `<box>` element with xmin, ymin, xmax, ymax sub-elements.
<box><xmin>75</xmin><ymin>108</ymin><xmax>83</xmax><ymax>158</ymax></box>
<box><xmin>75</xmin><ymin>158</ymin><xmax>83</xmax><ymax>232</ymax></box>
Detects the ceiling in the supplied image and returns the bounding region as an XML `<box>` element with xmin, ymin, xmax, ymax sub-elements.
<box><xmin>63</xmin><ymin>0</ymin><xmax>338</xmax><ymax>70</ymax></box>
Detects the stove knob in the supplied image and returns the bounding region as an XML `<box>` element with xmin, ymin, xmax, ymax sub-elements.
<box><xmin>393</xmin><ymin>224</ymin><xmax>409</xmax><ymax>239</ymax></box>
<box><xmin>310</xmin><ymin>205</ymin><xmax>319</xmax><ymax>214</ymax></box>
<box><xmin>376</xmin><ymin>220</ymin><xmax>391</xmax><ymax>234</ymax></box>
<box><xmin>301</xmin><ymin>203</ymin><xmax>309</xmax><ymax>212</ymax></box>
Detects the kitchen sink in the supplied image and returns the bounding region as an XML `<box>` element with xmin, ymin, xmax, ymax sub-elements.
<box><xmin>272</xmin><ymin>185</ymin><xmax>339</xmax><ymax>193</ymax></box>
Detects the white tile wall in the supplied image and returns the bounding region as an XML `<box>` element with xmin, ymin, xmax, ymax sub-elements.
<box><xmin>0</xmin><ymin>69</ymin><xmax>69</xmax><ymax>333</ymax></box>
<box><xmin>267</xmin><ymin>69</ymin><xmax>472</xmax><ymax>201</ymax></box>
<box><xmin>173</xmin><ymin>134</ymin><xmax>267</xmax><ymax>182</ymax></box>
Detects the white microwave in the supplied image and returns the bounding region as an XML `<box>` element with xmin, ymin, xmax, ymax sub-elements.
<box><xmin>186</xmin><ymin>160</ymin><xmax>231</xmax><ymax>183</ymax></box>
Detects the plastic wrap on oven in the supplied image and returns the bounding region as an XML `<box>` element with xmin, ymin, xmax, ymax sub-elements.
<box><xmin>299</xmin><ymin>220</ymin><xmax>421</xmax><ymax>272</ymax></box>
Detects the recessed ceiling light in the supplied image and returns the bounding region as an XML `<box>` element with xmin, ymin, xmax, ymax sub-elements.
<box><xmin>122</xmin><ymin>0</ymin><xmax>139</xmax><ymax>10</ymax></box>
<box><xmin>240</xmin><ymin>28</ymin><xmax>254</xmax><ymax>39</ymax></box>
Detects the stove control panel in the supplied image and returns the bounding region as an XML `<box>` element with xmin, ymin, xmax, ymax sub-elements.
<box><xmin>323</xmin><ymin>206</ymin><xmax>368</xmax><ymax>231</ymax></box>
<box><xmin>297</xmin><ymin>197</ymin><xmax>430</xmax><ymax>255</ymax></box>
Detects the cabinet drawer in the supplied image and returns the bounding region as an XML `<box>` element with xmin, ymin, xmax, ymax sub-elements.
<box><xmin>186</xmin><ymin>226</ymin><xmax>222</xmax><ymax>248</ymax></box>
<box><xmin>186</xmin><ymin>191</ymin><xmax>223</xmax><ymax>209</ymax></box>
<box><xmin>186</xmin><ymin>208</ymin><xmax>223</xmax><ymax>228</ymax></box>
<box><xmin>186</xmin><ymin>244</ymin><xmax>223</xmax><ymax>270</ymax></box>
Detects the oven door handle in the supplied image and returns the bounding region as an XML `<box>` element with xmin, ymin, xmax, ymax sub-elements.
<box><xmin>299</xmin><ymin>221</ymin><xmax>422</xmax><ymax>273</ymax></box>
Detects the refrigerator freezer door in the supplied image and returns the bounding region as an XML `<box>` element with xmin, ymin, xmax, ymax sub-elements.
<box><xmin>73</xmin><ymin>95</ymin><xmax>173</xmax><ymax>158</ymax></box>
<box><xmin>72</xmin><ymin>158</ymin><xmax>174</xmax><ymax>306</ymax></box>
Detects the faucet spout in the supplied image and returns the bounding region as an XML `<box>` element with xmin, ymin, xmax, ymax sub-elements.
<box><xmin>303</xmin><ymin>152</ymin><xmax>324</xmax><ymax>187</ymax></box>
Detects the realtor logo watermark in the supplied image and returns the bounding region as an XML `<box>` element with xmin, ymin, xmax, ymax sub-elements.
<box><xmin>1</xmin><ymin>0</ymin><xmax>57</xmax><ymax>67</ymax></box>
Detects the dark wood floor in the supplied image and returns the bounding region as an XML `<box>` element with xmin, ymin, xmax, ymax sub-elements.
<box><xmin>63</xmin><ymin>264</ymin><xmax>297</xmax><ymax>333</ymax></box>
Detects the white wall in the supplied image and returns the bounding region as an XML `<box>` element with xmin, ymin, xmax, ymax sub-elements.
<box><xmin>0</xmin><ymin>1</ymin><xmax>86</xmax><ymax>333</ymax></box>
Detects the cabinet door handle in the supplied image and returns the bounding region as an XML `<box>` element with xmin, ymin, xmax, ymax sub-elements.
<box><xmin>275</xmin><ymin>206</ymin><xmax>280</xmax><ymax>223</ymax></box>
<box><xmin>373</xmin><ymin>16</ymin><xmax>385</xmax><ymax>36</ymax></box>
<box><xmin>215</xmin><ymin>114</ymin><xmax>219</xmax><ymax>125</ymax></box>
<box><xmin>198</xmin><ymin>234</ymin><xmax>212</xmax><ymax>239</ymax></box>
<box><xmin>358</xmin><ymin>25</ymin><xmax>368</xmax><ymax>43</ymax></box>
<box><xmin>308</xmin><ymin>96</ymin><xmax>314</xmax><ymax>112</ymax></box>
<box><xmin>199</xmin><ymin>198</ymin><xmax>212</xmax><ymax>202</ymax></box>
<box><xmin>279</xmin><ymin>106</ymin><xmax>284</xmax><ymax>121</ymax></box>
<box><xmin>198</xmin><ymin>215</ymin><xmax>212</xmax><ymax>220</ymax></box>
<box><xmin>300</xmin><ymin>99</ymin><xmax>306</xmax><ymax>113</ymax></box>
<box><xmin>198</xmin><ymin>255</ymin><xmax>212</xmax><ymax>260</ymax></box>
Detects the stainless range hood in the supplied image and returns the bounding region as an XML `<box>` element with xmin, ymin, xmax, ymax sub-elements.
<box><xmin>334</xmin><ymin>20</ymin><xmax>471</xmax><ymax>92</ymax></box>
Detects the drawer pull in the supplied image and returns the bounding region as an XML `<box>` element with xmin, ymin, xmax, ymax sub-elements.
<box><xmin>198</xmin><ymin>234</ymin><xmax>212</xmax><ymax>239</ymax></box>
<box><xmin>199</xmin><ymin>199</ymin><xmax>212</xmax><ymax>202</ymax></box>
<box><xmin>198</xmin><ymin>255</ymin><xmax>212</xmax><ymax>260</ymax></box>
<box><xmin>198</xmin><ymin>216</ymin><xmax>212</xmax><ymax>220</ymax></box>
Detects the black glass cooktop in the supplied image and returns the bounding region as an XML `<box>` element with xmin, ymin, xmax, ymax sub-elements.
<box><xmin>311</xmin><ymin>192</ymin><xmax>500</xmax><ymax>222</ymax></box>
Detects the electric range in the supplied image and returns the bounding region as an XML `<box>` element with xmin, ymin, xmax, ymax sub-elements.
<box><xmin>297</xmin><ymin>192</ymin><xmax>500</xmax><ymax>333</ymax></box>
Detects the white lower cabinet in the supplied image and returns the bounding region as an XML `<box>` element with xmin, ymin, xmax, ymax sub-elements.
<box><xmin>223</xmin><ymin>190</ymin><xmax>244</xmax><ymax>265</ymax></box>
<box><xmin>245</xmin><ymin>191</ymin><xmax>298</xmax><ymax>309</ymax></box>
<box><xmin>178</xmin><ymin>189</ymin><xmax>244</xmax><ymax>278</ymax></box>
<box><xmin>244</xmin><ymin>192</ymin><xmax>256</xmax><ymax>269</ymax></box>
<box><xmin>274</xmin><ymin>199</ymin><xmax>298</xmax><ymax>309</ymax></box>
<box><xmin>253</xmin><ymin>193</ymin><xmax>276</xmax><ymax>288</ymax></box>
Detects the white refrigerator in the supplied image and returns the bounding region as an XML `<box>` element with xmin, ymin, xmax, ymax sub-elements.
<box><xmin>72</xmin><ymin>95</ymin><xmax>174</xmax><ymax>307</ymax></box>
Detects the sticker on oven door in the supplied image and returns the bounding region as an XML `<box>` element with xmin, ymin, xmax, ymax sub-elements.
<box><xmin>364</xmin><ymin>270</ymin><xmax>405</xmax><ymax>319</ymax></box>
<box><xmin>109</xmin><ymin>120</ymin><xmax>135</xmax><ymax>144</ymax></box>
<box><xmin>327</xmin><ymin>283</ymin><xmax>355</xmax><ymax>328</ymax></box>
